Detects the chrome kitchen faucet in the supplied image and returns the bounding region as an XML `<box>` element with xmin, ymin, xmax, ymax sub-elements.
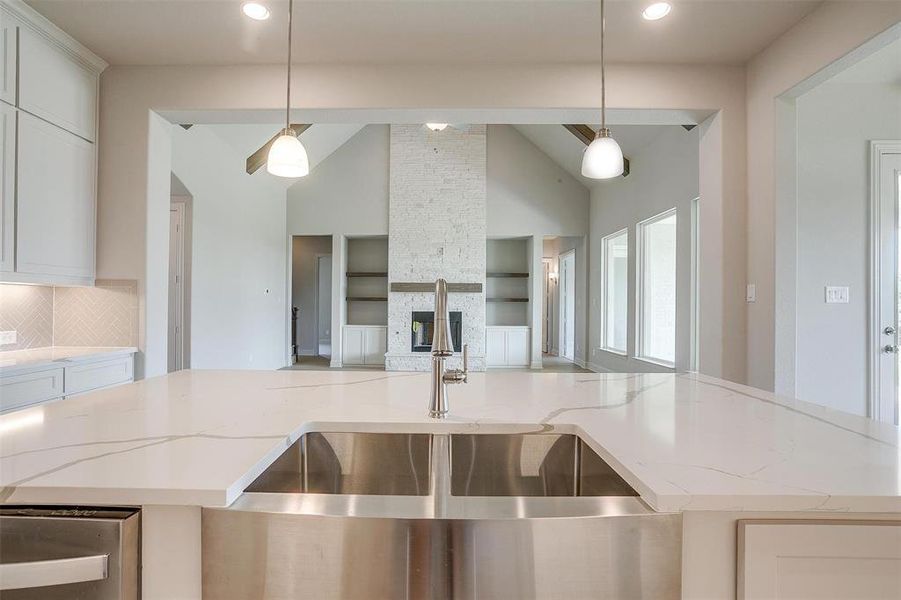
<box><xmin>429</xmin><ymin>278</ymin><xmax>468</xmax><ymax>417</ymax></box>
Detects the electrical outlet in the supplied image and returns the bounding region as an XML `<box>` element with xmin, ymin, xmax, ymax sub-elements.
<box><xmin>0</xmin><ymin>330</ymin><xmax>17</xmax><ymax>346</ymax></box>
<box><xmin>825</xmin><ymin>286</ymin><xmax>850</xmax><ymax>304</ymax></box>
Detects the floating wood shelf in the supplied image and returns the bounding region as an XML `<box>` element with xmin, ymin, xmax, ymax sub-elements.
<box><xmin>487</xmin><ymin>272</ymin><xmax>529</xmax><ymax>278</ymax></box>
<box><xmin>346</xmin><ymin>272</ymin><xmax>388</xmax><ymax>278</ymax></box>
<box><xmin>346</xmin><ymin>297</ymin><xmax>388</xmax><ymax>302</ymax></box>
<box><xmin>487</xmin><ymin>297</ymin><xmax>529</xmax><ymax>303</ymax></box>
<box><xmin>391</xmin><ymin>282</ymin><xmax>483</xmax><ymax>293</ymax></box>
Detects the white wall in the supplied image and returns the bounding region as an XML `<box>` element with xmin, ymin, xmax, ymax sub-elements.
<box><xmin>793</xmin><ymin>82</ymin><xmax>901</xmax><ymax>415</ymax></box>
<box><xmin>170</xmin><ymin>125</ymin><xmax>289</xmax><ymax>370</ymax></box>
<box><xmin>287</xmin><ymin>124</ymin><xmax>389</xmax><ymax>237</ymax></box>
<box><xmin>291</xmin><ymin>236</ymin><xmax>333</xmax><ymax>356</ymax></box>
<box><xmin>588</xmin><ymin>127</ymin><xmax>699</xmax><ymax>372</ymax></box>
<box><xmin>487</xmin><ymin>125</ymin><xmax>589</xmax><ymax>236</ymax></box>
<box><xmin>745</xmin><ymin>1</ymin><xmax>901</xmax><ymax>393</ymax></box>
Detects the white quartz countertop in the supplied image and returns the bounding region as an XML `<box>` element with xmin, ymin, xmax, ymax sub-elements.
<box><xmin>0</xmin><ymin>370</ymin><xmax>898</xmax><ymax>512</ymax></box>
<box><xmin>0</xmin><ymin>346</ymin><xmax>138</xmax><ymax>376</ymax></box>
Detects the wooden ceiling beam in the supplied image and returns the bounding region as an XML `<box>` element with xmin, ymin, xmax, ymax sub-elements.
<box><xmin>246</xmin><ymin>124</ymin><xmax>313</xmax><ymax>175</ymax></box>
<box><xmin>563</xmin><ymin>124</ymin><xmax>630</xmax><ymax>177</ymax></box>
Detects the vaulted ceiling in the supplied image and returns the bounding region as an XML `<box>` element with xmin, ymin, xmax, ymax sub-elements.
<box><xmin>27</xmin><ymin>0</ymin><xmax>821</xmax><ymax>67</ymax></box>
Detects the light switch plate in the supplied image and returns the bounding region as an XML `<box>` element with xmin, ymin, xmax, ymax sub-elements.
<box><xmin>746</xmin><ymin>284</ymin><xmax>757</xmax><ymax>303</ymax></box>
<box><xmin>825</xmin><ymin>286</ymin><xmax>850</xmax><ymax>304</ymax></box>
<box><xmin>0</xmin><ymin>330</ymin><xmax>16</xmax><ymax>345</ymax></box>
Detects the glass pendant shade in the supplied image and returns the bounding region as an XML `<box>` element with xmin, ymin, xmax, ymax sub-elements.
<box><xmin>581</xmin><ymin>133</ymin><xmax>624</xmax><ymax>179</ymax></box>
<box><xmin>267</xmin><ymin>132</ymin><xmax>309</xmax><ymax>178</ymax></box>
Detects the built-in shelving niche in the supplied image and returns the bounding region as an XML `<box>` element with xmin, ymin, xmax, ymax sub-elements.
<box><xmin>486</xmin><ymin>238</ymin><xmax>530</xmax><ymax>326</ymax></box>
<box><xmin>346</xmin><ymin>237</ymin><xmax>388</xmax><ymax>325</ymax></box>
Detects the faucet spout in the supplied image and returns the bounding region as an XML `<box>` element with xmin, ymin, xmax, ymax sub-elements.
<box><xmin>429</xmin><ymin>278</ymin><xmax>468</xmax><ymax>418</ymax></box>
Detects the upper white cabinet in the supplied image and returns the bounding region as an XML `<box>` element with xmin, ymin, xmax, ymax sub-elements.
<box><xmin>0</xmin><ymin>9</ymin><xmax>16</xmax><ymax>106</ymax></box>
<box><xmin>16</xmin><ymin>112</ymin><xmax>94</xmax><ymax>278</ymax></box>
<box><xmin>19</xmin><ymin>26</ymin><xmax>97</xmax><ymax>141</ymax></box>
<box><xmin>0</xmin><ymin>0</ymin><xmax>106</xmax><ymax>286</ymax></box>
<box><xmin>0</xmin><ymin>102</ymin><xmax>13</xmax><ymax>273</ymax></box>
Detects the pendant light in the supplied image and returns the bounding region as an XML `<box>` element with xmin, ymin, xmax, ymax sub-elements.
<box><xmin>267</xmin><ymin>0</ymin><xmax>309</xmax><ymax>178</ymax></box>
<box><xmin>581</xmin><ymin>0</ymin><xmax>624</xmax><ymax>179</ymax></box>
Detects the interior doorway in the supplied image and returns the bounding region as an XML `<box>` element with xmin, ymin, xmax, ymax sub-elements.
<box><xmin>542</xmin><ymin>259</ymin><xmax>554</xmax><ymax>354</ymax></box>
<box><xmin>871</xmin><ymin>142</ymin><xmax>901</xmax><ymax>425</ymax></box>
<box><xmin>559</xmin><ymin>249</ymin><xmax>576</xmax><ymax>362</ymax></box>
<box><xmin>290</xmin><ymin>235</ymin><xmax>333</xmax><ymax>366</ymax></box>
<box><xmin>168</xmin><ymin>182</ymin><xmax>192</xmax><ymax>373</ymax></box>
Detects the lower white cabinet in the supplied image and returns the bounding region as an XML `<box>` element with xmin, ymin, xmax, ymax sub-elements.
<box><xmin>342</xmin><ymin>325</ymin><xmax>387</xmax><ymax>366</ymax></box>
<box><xmin>0</xmin><ymin>352</ymin><xmax>135</xmax><ymax>412</ymax></box>
<box><xmin>738</xmin><ymin>520</ymin><xmax>901</xmax><ymax>600</ymax></box>
<box><xmin>0</xmin><ymin>367</ymin><xmax>64</xmax><ymax>412</ymax></box>
<box><xmin>486</xmin><ymin>326</ymin><xmax>530</xmax><ymax>367</ymax></box>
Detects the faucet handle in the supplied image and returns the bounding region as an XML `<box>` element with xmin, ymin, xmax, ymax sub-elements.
<box><xmin>443</xmin><ymin>344</ymin><xmax>469</xmax><ymax>385</ymax></box>
<box><xmin>462</xmin><ymin>344</ymin><xmax>468</xmax><ymax>375</ymax></box>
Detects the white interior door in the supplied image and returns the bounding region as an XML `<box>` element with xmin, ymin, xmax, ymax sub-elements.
<box><xmin>542</xmin><ymin>260</ymin><xmax>551</xmax><ymax>353</ymax></box>
<box><xmin>874</xmin><ymin>145</ymin><xmax>901</xmax><ymax>424</ymax></box>
<box><xmin>168</xmin><ymin>204</ymin><xmax>185</xmax><ymax>372</ymax></box>
<box><xmin>559</xmin><ymin>251</ymin><xmax>575</xmax><ymax>361</ymax></box>
<box><xmin>317</xmin><ymin>255</ymin><xmax>332</xmax><ymax>358</ymax></box>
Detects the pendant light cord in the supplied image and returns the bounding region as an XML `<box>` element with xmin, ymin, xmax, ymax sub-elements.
<box><xmin>285</xmin><ymin>0</ymin><xmax>294</xmax><ymax>135</ymax></box>
<box><xmin>600</xmin><ymin>0</ymin><xmax>606</xmax><ymax>132</ymax></box>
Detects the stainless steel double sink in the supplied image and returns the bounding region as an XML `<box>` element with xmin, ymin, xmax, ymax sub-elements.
<box><xmin>245</xmin><ymin>431</ymin><xmax>639</xmax><ymax>498</ymax></box>
<box><xmin>203</xmin><ymin>431</ymin><xmax>682</xmax><ymax>599</ymax></box>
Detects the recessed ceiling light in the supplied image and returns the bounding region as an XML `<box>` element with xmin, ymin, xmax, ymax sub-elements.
<box><xmin>642</xmin><ymin>2</ymin><xmax>671</xmax><ymax>20</ymax></box>
<box><xmin>425</xmin><ymin>123</ymin><xmax>449</xmax><ymax>132</ymax></box>
<box><xmin>242</xmin><ymin>2</ymin><xmax>270</xmax><ymax>20</ymax></box>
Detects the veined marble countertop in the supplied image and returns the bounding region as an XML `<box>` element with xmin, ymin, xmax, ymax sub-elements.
<box><xmin>0</xmin><ymin>370</ymin><xmax>898</xmax><ymax>512</ymax></box>
<box><xmin>0</xmin><ymin>346</ymin><xmax>138</xmax><ymax>376</ymax></box>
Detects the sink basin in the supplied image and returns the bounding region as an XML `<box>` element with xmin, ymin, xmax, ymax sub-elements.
<box><xmin>246</xmin><ymin>432</ymin><xmax>432</xmax><ymax>495</ymax></box>
<box><xmin>449</xmin><ymin>433</ymin><xmax>638</xmax><ymax>497</ymax></box>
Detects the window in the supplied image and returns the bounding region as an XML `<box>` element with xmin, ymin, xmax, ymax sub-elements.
<box><xmin>601</xmin><ymin>229</ymin><xmax>628</xmax><ymax>353</ymax></box>
<box><xmin>637</xmin><ymin>209</ymin><xmax>677</xmax><ymax>366</ymax></box>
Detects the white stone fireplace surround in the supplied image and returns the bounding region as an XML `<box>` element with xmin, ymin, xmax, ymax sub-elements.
<box><xmin>385</xmin><ymin>124</ymin><xmax>487</xmax><ymax>372</ymax></box>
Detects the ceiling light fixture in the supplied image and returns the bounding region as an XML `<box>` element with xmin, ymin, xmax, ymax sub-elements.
<box><xmin>641</xmin><ymin>2</ymin><xmax>671</xmax><ymax>21</ymax></box>
<box><xmin>426</xmin><ymin>123</ymin><xmax>449</xmax><ymax>131</ymax></box>
<box><xmin>242</xmin><ymin>2</ymin><xmax>270</xmax><ymax>20</ymax></box>
<box><xmin>582</xmin><ymin>0</ymin><xmax>624</xmax><ymax>179</ymax></box>
<box><xmin>266</xmin><ymin>0</ymin><xmax>309</xmax><ymax>178</ymax></box>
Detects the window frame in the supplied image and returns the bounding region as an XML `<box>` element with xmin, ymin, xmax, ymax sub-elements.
<box><xmin>635</xmin><ymin>208</ymin><xmax>678</xmax><ymax>368</ymax></box>
<box><xmin>599</xmin><ymin>228</ymin><xmax>629</xmax><ymax>356</ymax></box>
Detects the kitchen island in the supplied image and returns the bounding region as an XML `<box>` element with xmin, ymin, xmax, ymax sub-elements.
<box><xmin>1</xmin><ymin>369</ymin><xmax>899</xmax><ymax>598</ymax></box>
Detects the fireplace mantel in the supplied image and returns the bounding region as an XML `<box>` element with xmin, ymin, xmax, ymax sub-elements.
<box><xmin>390</xmin><ymin>282</ymin><xmax>483</xmax><ymax>293</ymax></box>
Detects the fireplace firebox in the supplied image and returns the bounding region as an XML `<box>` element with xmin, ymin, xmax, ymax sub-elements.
<box><xmin>411</xmin><ymin>311</ymin><xmax>462</xmax><ymax>353</ymax></box>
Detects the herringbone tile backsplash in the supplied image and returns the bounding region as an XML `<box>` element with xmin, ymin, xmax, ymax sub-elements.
<box><xmin>54</xmin><ymin>280</ymin><xmax>139</xmax><ymax>347</ymax></box>
<box><xmin>0</xmin><ymin>284</ymin><xmax>54</xmax><ymax>350</ymax></box>
<box><xmin>0</xmin><ymin>280</ymin><xmax>138</xmax><ymax>350</ymax></box>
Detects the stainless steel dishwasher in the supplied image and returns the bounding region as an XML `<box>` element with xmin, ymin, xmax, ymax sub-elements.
<box><xmin>0</xmin><ymin>506</ymin><xmax>140</xmax><ymax>599</ymax></box>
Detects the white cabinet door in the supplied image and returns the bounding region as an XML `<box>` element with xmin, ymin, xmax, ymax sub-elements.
<box><xmin>0</xmin><ymin>367</ymin><xmax>64</xmax><ymax>413</ymax></box>
<box><xmin>64</xmin><ymin>355</ymin><xmax>134</xmax><ymax>396</ymax></box>
<box><xmin>18</xmin><ymin>27</ymin><xmax>96</xmax><ymax>141</ymax></box>
<box><xmin>16</xmin><ymin>112</ymin><xmax>95</xmax><ymax>280</ymax></box>
<box><xmin>363</xmin><ymin>327</ymin><xmax>387</xmax><ymax>366</ymax></box>
<box><xmin>342</xmin><ymin>326</ymin><xmax>364</xmax><ymax>366</ymax></box>
<box><xmin>739</xmin><ymin>520</ymin><xmax>901</xmax><ymax>600</ymax></box>
<box><xmin>0</xmin><ymin>102</ymin><xmax>13</xmax><ymax>272</ymax></box>
<box><xmin>0</xmin><ymin>10</ymin><xmax>16</xmax><ymax>106</ymax></box>
<box><xmin>486</xmin><ymin>328</ymin><xmax>507</xmax><ymax>367</ymax></box>
<box><xmin>506</xmin><ymin>328</ymin><xmax>530</xmax><ymax>366</ymax></box>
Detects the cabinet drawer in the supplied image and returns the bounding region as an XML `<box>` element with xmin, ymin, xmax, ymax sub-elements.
<box><xmin>18</xmin><ymin>27</ymin><xmax>96</xmax><ymax>140</ymax></box>
<box><xmin>0</xmin><ymin>367</ymin><xmax>63</xmax><ymax>412</ymax></box>
<box><xmin>64</xmin><ymin>355</ymin><xmax>133</xmax><ymax>396</ymax></box>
